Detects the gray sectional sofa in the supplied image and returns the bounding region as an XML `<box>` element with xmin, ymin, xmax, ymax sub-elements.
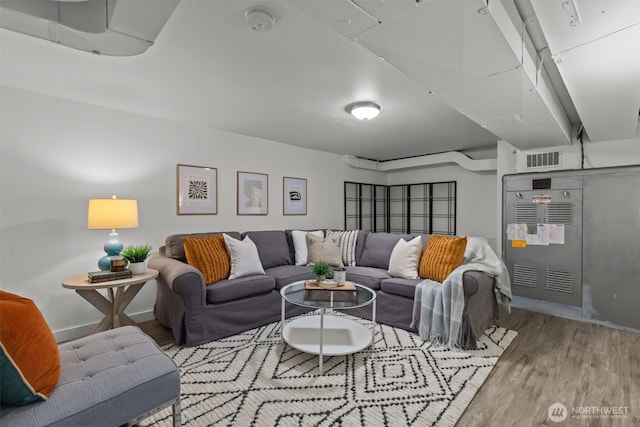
<box><xmin>149</xmin><ymin>229</ymin><xmax>499</xmax><ymax>348</ymax></box>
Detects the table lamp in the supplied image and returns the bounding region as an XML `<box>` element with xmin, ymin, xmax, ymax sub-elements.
<box><xmin>88</xmin><ymin>195</ymin><xmax>139</xmax><ymax>270</ymax></box>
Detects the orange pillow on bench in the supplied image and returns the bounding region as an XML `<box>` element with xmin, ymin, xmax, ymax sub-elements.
<box><xmin>0</xmin><ymin>291</ymin><xmax>61</xmax><ymax>406</ymax></box>
<box><xmin>418</xmin><ymin>235</ymin><xmax>467</xmax><ymax>282</ymax></box>
<box><xmin>182</xmin><ymin>234</ymin><xmax>230</xmax><ymax>284</ymax></box>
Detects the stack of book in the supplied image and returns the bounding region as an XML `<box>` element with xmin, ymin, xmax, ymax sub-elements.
<box><xmin>88</xmin><ymin>269</ymin><xmax>132</xmax><ymax>283</ymax></box>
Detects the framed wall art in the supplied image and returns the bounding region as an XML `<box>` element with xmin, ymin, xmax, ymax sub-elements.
<box><xmin>237</xmin><ymin>171</ymin><xmax>268</xmax><ymax>215</ymax></box>
<box><xmin>283</xmin><ymin>176</ymin><xmax>307</xmax><ymax>215</ymax></box>
<box><xmin>176</xmin><ymin>164</ymin><xmax>218</xmax><ymax>215</ymax></box>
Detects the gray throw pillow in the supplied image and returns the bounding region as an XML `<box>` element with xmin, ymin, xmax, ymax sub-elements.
<box><xmin>359</xmin><ymin>232</ymin><xmax>414</xmax><ymax>270</ymax></box>
<box><xmin>242</xmin><ymin>230</ymin><xmax>292</xmax><ymax>269</ymax></box>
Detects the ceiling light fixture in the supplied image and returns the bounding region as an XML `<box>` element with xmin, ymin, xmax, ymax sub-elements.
<box><xmin>346</xmin><ymin>101</ymin><xmax>381</xmax><ymax>121</ymax></box>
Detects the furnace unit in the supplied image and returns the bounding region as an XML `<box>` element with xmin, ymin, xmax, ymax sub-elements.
<box><xmin>503</xmin><ymin>165</ymin><xmax>640</xmax><ymax>330</ymax></box>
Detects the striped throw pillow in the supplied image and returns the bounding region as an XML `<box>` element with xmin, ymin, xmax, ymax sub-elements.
<box><xmin>327</xmin><ymin>230</ymin><xmax>358</xmax><ymax>266</ymax></box>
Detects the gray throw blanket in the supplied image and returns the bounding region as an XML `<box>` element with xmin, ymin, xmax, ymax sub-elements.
<box><xmin>411</xmin><ymin>237</ymin><xmax>512</xmax><ymax>349</ymax></box>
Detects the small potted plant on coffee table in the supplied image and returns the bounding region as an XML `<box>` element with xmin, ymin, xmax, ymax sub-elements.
<box><xmin>121</xmin><ymin>244</ymin><xmax>152</xmax><ymax>275</ymax></box>
<box><xmin>311</xmin><ymin>261</ymin><xmax>332</xmax><ymax>285</ymax></box>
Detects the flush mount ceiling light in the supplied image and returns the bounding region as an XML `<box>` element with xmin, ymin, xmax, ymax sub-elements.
<box><xmin>346</xmin><ymin>101</ymin><xmax>381</xmax><ymax>121</ymax></box>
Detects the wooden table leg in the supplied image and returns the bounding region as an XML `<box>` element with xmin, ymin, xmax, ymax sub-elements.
<box><xmin>113</xmin><ymin>284</ymin><xmax>144</xmax><ymax>327</ymax></box>
<box><xmin>75</xmin><ymin>289</ymin><xmax>114</xmax><ymax>333</ymax></box>
<box><xmin>76</xmin><ymin>283</ymin><xmax>145</xmax><ymax>333</ymax></box>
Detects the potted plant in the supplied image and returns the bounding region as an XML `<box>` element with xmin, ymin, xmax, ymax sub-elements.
<box><xmin>310</xmin><ymin>261</ymin><xmax>332</xmax><ymax>284</ymax></box>
<box><xmin>120</xmin><ymin>244</ymin><xmax>152</xmax><ymax>275</ymax></box>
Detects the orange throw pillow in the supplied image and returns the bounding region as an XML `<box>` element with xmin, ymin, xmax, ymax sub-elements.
<box><xmin>182</xmin><ymin>234</ymin><xmax>230</xmax><ymax>285</ymax></box>
<box><xmin>418</xmin><ymin>235</ymin><xmax>467</xmax><ymax>282</ymax></box>
<box><xmin>0</xmin><ymin>291</ymin><xmax>61</xmax><ymax>406</ymax></box>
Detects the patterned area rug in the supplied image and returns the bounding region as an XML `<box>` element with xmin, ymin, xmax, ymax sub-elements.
<box><xmin>141</xmin><ymin>313</ymin><xmax>516</xmax><ymax>427</ymax></box>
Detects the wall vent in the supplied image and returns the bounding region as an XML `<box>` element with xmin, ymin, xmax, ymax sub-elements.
<box><xmin>513</xmin><ymin>203</ymin><xmax>537</xmax><ymax>223</ymax></box>
<box><xmin>545</xmin><ymin>268</ymin><xmax>573</xmax><ymax>294</ymax></box>
<box><xmin>512</xmin><ymin>264</ymin><xmax>537</xmax><ymax>288</ymax></box>
<box><xmin>545</xmin><ymin>202</ymin><xmax>574</xmax><ymax>224</ymax></box>
<box><xmin>518</xmin><ymin>150</ymin><xmax>562</xmax><ymax>170</ymax></box>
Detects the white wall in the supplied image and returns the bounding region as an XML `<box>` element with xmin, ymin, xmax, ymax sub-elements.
<box><xmin>3</xmin><ymin>84</ymin><xmax>637</xmax><ymax>340</ymax></box>
<box><xmin>0</xmin><ymin>87</ymin><xmax>384</xmax><ymax>340</ymax></box>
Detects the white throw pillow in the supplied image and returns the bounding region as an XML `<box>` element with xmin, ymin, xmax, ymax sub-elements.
<box><xmin>387</xmin><ymin>235</ymin><xmax>423</xmax><ymax>279</ymax></box>
<box><xmin>292</xmin><ymin>230</ymin><xmax>324</xmax><ymax>266</ymax></box>
<box><xmin>222</xmin><ymin>234</ymin><xmax>265</xmax><ymax>279</ymax></box>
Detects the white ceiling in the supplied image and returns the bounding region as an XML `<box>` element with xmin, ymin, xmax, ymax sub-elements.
<box><xmin>1</xmin><ymin>0</ymin><xmax>638</xmax><ymax>161</ymax></box>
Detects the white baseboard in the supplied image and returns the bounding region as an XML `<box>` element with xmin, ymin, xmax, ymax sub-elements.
<box><xmin>53</xmin><ymin>310</ymin><xmax>156</xmax><ymax>343</ymax></box>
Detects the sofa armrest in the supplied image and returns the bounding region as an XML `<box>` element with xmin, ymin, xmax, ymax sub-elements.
<box><xmin>148</xmin><ymin>253</ymin><xmax>207</xmax><ymax>309</ymax></box>
<box><xmin>461</xmin><ymin>270</ymin><xmax>493</xmax><ymax>298</ymax></box>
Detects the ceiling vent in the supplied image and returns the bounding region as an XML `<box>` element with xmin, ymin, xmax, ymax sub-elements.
<box><xmin>517</xmin><ymin>150</ymin><xmax>562</xmax><ymax>170</ymax></box>
<box><xmin>0</xmin><ymin>0</ymin><xmax>180</xmax><ymax>56</ymax></box>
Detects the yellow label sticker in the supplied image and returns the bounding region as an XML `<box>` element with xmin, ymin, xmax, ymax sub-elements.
<box><xmin>512</xmin><ymin>240</ymin><xmax>527</xmax><ymax>248</ymax></box>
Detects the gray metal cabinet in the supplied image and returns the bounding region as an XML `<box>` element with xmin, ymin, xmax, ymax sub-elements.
<box><xmin>503</xmin><ymin>166</ymin><xmax>640</xmax><ymax>330</ymax></box>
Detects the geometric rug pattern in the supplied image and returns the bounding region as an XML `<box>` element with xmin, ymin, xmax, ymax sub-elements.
<box><xmin>141</xmin><ymin>312</ymin><xmax>517</xmax><ymax>427</ymax></box>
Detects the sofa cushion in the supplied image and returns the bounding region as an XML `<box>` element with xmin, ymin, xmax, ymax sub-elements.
<box><xmin>291</xmin><ymin>230</ymin><xmax>323</xmax><ymax>266</ymax></box>
<box><xmin>358</xmin><ymin>232</ymin><xmax>414</xmax><ymax>270</ymax></box>
<box><xmin>206</xmin><ymin>275</ymin><xmax>276</xmax><ymax>303</ymax></box>
<box><xmin>165</xmin><ymin>231</ymin><xmax>241</xmax><ymax>262</ymax></box>
<box><xmin>345</xmin><ymin>266</ymin><xmax>390</xmax><ymax>290</ymax></box>
<box><xmin>419</xmin><ymin>235</ymin><xmax>468</xmax><ymax>282</ymax></box>
<box><xmin>182</xmin><ymin>234</ymin><xmax>230</xmax><ymax>285</ymax></box>
<box><xmin>354</xmin><ymin>230</ymin><xmax>369</xmax><ymax>265</ymax></box>
<box><xmin>242</xmin><ymin>230</ymin><xmax>292</xmax><ymax>269</ymax></box>
<box><xmin>327</xmin><ymin>230</ymin><xmax>359</xmax><ymax>266</ymax></box>
<box><xmin>0</xmin><ymin>291</ymin><xmax>60</xmax><ymax>406</ymax></box>
<box><xmin>381</xmin><ymin>277</ymin><xmax>423</xmax><ymax>298</ymax></box>
<box><xmin>223</xmin><ymin>234</ymin><xmax>265</xmax><ymax>279</ymax></box>
<box><xmin>387</xmin><ymin>235</ymin><xmax>423</xmax><ymax>279</ymax></box>
<box><xmin>265</xmin><ymin>265</ymin><xmax>314</xmax><ymax>289</ymax></box>
<box><xmin>306</xmin><ymin>233</ymin><xmax>343</xmax><ymax>267</ymax></box>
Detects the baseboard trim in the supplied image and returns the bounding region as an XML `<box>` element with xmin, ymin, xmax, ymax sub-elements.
<box><xmin>53</xmin><ymin>310</ymin><xmax>156</xmax><ymax>343</ymax></box>
<box><xmin>512</xmin><ymin>296</ymin><xmax>640</xmax><ymax>334</ymax></box>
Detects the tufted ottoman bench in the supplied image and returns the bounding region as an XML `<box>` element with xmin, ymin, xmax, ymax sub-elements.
<box><xmin>0</xmin><ymin>326</ymin><xmax>180</xmax><ymax>427</ymax></box>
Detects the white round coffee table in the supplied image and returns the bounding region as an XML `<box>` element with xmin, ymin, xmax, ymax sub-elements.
<box><xmin>280</xmin><ymin>281</ymin><xmax>376</xmax><ymax>373</ymax></box>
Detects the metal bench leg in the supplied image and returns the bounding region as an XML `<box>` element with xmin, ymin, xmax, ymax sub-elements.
<box><xmin>172</xmin><ymin>399</ymin><xmax>182</xmax><ymax>427</ymax></box>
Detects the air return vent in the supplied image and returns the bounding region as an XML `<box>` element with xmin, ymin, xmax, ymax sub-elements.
<box><xmin>545</xmin><ymin>268</ymin><xmax>573</xmax><ymax>294</ymax></box>
<box><xmin>514</xmin><ymin>203</ymin><xmax>537</xmax><ymax>223</ymax></box>
<box><xmin>546</xmin><ymin>202</ymin><xmax>574</xmax><ymax>224</ymax></box>
<box><xmin>517</xmin><ymin>150</ymin><xmax>562</xmax><ymax>170</ymax></box>
<box><xmin>513</xmin><ymin>264</ymin><xmax>537</xmax><ymax>288</ymax></box>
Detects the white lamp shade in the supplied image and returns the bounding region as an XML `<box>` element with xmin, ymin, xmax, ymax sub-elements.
<box><xmin>87</xmin><ymin>196</ymin><xmax>139</xmax><ymax>230</ymax></box>
<box><xmin>347</xmin><ymin>102</ymin><xmax>381</xmax><ymax>121</ymax></box>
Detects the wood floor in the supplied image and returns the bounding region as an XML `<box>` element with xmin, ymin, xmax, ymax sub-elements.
<box><xmin>138</xmin><ymin>307</ymin><xmax>640</xmax><ymax>427</ymax></box>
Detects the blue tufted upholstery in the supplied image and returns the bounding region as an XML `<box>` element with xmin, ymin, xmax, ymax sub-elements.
<box><xmin>0</xmin><ymin>326</ymin><xmax>180</xmax><ymax>427</ymax></box>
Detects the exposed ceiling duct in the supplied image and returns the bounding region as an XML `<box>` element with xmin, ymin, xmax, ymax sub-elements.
<box><xmin>0</xmin><ymin>0</ymin><xmax>180</xmax><ymax>56</ymax></box>
<box><xmin>528</xmin><ymin>0</ymin><xmax>640</xmax><ymax>141</ymax></box>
